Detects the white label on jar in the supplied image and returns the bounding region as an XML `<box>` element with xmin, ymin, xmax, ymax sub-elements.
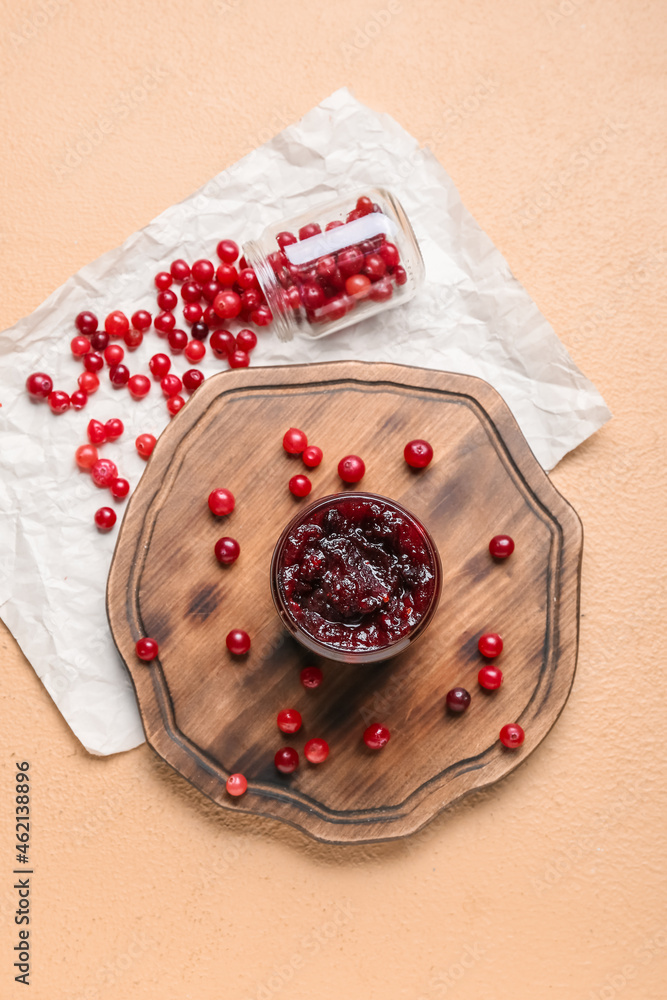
<box><xmin>284</xmin><ymin>214</ymin><xmax>397</xmax><ymax>266</ymax></box>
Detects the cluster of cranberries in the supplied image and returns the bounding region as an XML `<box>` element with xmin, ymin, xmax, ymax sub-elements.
<box><xmin>74</xmin><ymin>418</ymin><xmax>130</xmax><ymax>531</ymax></box>
<box><xmin>269</xmin><ymin>196</ymin><xmax>408</xmax><ymax>326</ymax></box>
<box><xmin>444</xmin><ymin>534</ymin><xmax>525</xmax><ymax>749</ymax></box>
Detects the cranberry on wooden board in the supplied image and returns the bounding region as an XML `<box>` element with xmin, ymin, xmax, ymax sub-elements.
<box><xmin>214</xmin><ymin>537</ymin><xmax>240</xmax><ymax>565</ymax></box>
<box><xmin>338</xmin><ymin>455</ymin><xmax>365</xmax><ymax>483</ymax></box>
<box><xmin>277</xmin><ymin>709</ymin><xmax>302</xmax><ymax>734</ymax></box>
<box><xmin>226</xmin><ymin>629</ymin><xmax>250</xmax><ymax>655</ymax></box>
<box><xmin>478</xmin><ymin>666</ymin><xmax>503</xmax><ymax>690</ymax></box>
<box><xmin>300</xmin><ymin>666</ymin><xmax>323</xmax><ymax>689</ymax></box>
<box><xmin>404</xmin><ymin>440</ymin><xmax>433</xmax><ymax>469</ymax></box>
<box><xmin>283</xmin><ymin>428</ymin><xmax>307</xmax><ymax>454</ymax></box>
<box><xmin>302</xmin><ymin>446</ymin><xmax>323</xmax><ymax>468</ymax></box>
<box><xmin>446</xmin><ymin>687</ymin><xmax>471</xmax><ymax>714</ymax></box>
<box><xmin>226</xmin><ymin>773</ymin><xmax>248</xmax><ymax>796</ymax></box>
<box><xmin>94</xmin><ymin>507</ymin><xmax>117</xmax><ymax>532</ymax></box>
<box><xmin>489</xmin><ymin>535</ymin><xmax>515</xmax><ymax>559</ymax></box>
<box><xmin>304</xmin><ymin>738</ymin><xmax>329</xmax><ymax>764</ymax></box>
<box><xmin>363</xmin><ymin>723</ymin><xmax>391</xmax><ymax>750</ymax></box>
<box><xmin>499</xmin><ymin>723</ymin><xmax>525</xmax><ymax>749</ymax></box>
<box><xmin>26</xmin><ymin>373</ymin><xmax>53</xmax><ymax>399</ymax></box>
<box><xmin>75</xmin><ymin>310</ymin><xmax>98</xmax><ymax>335</ymax></box>
<box><xmin>478</xmin><ymin>633</ymin><xmax>503</xmax><ymax>658</ymax></box>
<box><xmin>208</xmin><ymin>488</ymin><xmax>235</xmax><ymax>516</ymax></box>
<box><xmin>274</xmin><ymin>747</ymin><xmax>299</xmax><ymax>774</ymax></box>
<box><xmin>136</xmin><ymin>637</ymin><xmax>159</xmax><ymax>661</ymax></box>
<box><xmin>289</xmin><ymin>475</ymin><xmax>312</xmax><ymax>498</ymax></box>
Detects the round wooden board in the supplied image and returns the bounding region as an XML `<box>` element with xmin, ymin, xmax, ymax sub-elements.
<box><xmin>107</xmin><ymin>361</ymin><xmax>582</xmax><ymax>844</ymax></box>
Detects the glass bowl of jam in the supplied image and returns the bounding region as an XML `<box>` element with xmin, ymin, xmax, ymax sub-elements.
<box><xmin>270</xmin><ymin>492</ymin><xmax>441</xmax><ymax>664</ymax></box>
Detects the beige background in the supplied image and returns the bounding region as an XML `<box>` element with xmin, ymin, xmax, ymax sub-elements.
<box><xmin>2</xmin><ymin>1</ymin><xmax>667</xmax><ymax>997</ymax></box>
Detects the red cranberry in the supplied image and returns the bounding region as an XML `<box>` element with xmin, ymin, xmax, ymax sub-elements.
<box><xmin>190</xmin><ymin>321</ymin><xmax>209</xmax><ymax>341</ymax></box>
<box><xmin>241</xmin><ymin>289</ymin><xmax>263</xmax><ymax>316</ymax></box>
<box><xmin>149</xmin><ymin>354</ymin><xmax>171</xmax><ymax>379</ymax></box>
<box><xmin>183</xmin><ymin>369</ymin><xmax>205</xmax><ymax>393</ymax></box>
<box><xmin>90</xmin><ymin>330</ymin><xmax>109</xmax><ymax>352</ymax></box>
<box><xmin>446</xmin><ymin>687</ymin><xmax>471</xmax><ymax>714</ymax></box>
<box><xmin>235</xmin><ymin>329</ymin><xmax>257</xmax><ymax>353</ymax></box>
<box><xmin>289</xmin><ymin>474</ymin><xmax>311</xmax><ymax>498</ymax></box>
<box><xmin>277</xmin><ymin>708</ymin><xmax>302</xmax><ymax>734</ymax></box>
<box><xmin>500</xmin><ymin>723</ymin><xmax>525</xmax><ymax>749</ymax></box>
<box><xmin>210</xmin><ymin>330</ymin><xmax>235</xmax><ymax>357</ymax></box>
<box><xmin>157</xmin><ymin>289</ymin><xmax>177</xmax><ymax>312</ymax></box>
<box><xmin>160</xmin><ymin>374</ymin><xmax>183</xmax><ymax>397</ymax></box>
<box><xmin>75</xmin><ymin>310</ymin><xmax>98</xmax><ymax>335</ymax></box>
<box><xmin>213</xmin><ymin>290</ymin><xmax>242</xmax><ymax>320</ymax></box>
<box><xmin>87</xmin><ymin>419</ymin><xmax>107</xmax><ymax>445</ymax></box>
<box><xmin>363</xmin><ymin>254</ymin><xmax>387</xmax><ymax>281</ymax></box>
<box><xmin>154</xmin><ymin>312</ymin><xmax>176</xmax><ymax>335</ymax></box>
<box><xmin>104</xmin><ymin>344</ymin><xmax>124</xmax><ymax>366</ymax></box>
<box><xmin>394</xmin><ymin>265</ymin><xmax>408</xmax><ymax>286</ymax></box>
<box><xmin>136</xmin><ymin>433</ymin><xmax>157</xmax><ymax>458</ymax></box>
<box><xmin>300</xmin><ymin>666</ymin><xmax>323</xmax><ymax>689</ymax></box>
<box><xmin>302</xmin><ymin>445</ymin><xmax>323</xmax><ymax>468</ymax></box>
<box><xmin>379</xmin><ymin>242</ymin><xmax>400</xmax><ymax>269</ymax></box>
<box><xmin>167</xmin><ymin>395</ymin><xmax>184</xmax><ymax>416</ymax></box>
<box><xmin>70</xmin><ymin>390</ymin><xmax>88</xmax><ymax>410</ymax></box>
<box><xmin>228</xmin><ymin>349</ymin><xmax>249</xmax><ymax>368</ymax></box>
<box><xmin>356</xmin><ymin>195</ymin><xmax>374</xmax><ymax>214</ymax></box>
<box><xmin>337</xmin><ymin>247</ymin><xmax>364</xmax><ymax>278</ymax></box>
<box><xmin>94</xmin><ymin>506</ymin><xmax>116</xmax><ymax>531</ymax></box>
<box><xmin>136</xmin><ymin>637</ymin><xmax>159</xmax><ymax>661</ymax></box>
<box><xmin>325</xmin><ymin>220</ymin><xmax>344</xmax><ymax>231</ymax></box>
<box><xmin>75</xmin><ymin>444</ymin><xmax>99</xmax><ymax>470</ymax></box>
<box><xmin>316</xmin><ymin>255</ymin><xmax>337</xmax><ymax>281</ymax></box>
<box><xmin>250</xmin><ymin>305</ymin><xmax>272</xmax><ymax>326</ymax></box>
<box><xmin>155</xmin><ymin>272</ymin><xmax>172</xmax><ymax>291</ymax></box>
<box><xmin>208</xmin><ymin>488</ymin><xmax>235</xmax><ymax>516</ymax></box>
<box><xmin>276</xmin><ymin>231</ymin><xmax>297</xmax><ymax>247</ymax></box>
<box><xmin>168</xmin><ymin>329</ymin><xmax>188</xmax><ymax>353</ymax></box>
<box><xmin>344</xmin><ymin>274</ymin><xmax>371</xmax><ymax>297</ymax></box>
<box><xmin>78</xmin><ymin>372</ymin><xmax>100</xmax><ymax>395</ymax></box>
<box><xmin>203</xmin><ymin>305</ymin><xmax>221</xmax><ymax>327</ymax></box>
<box><xmin>123</xmin><ymin>328</ymin><xmax>143</xmax><ymax>350</ymax></box>
<box><xmin>300</xmin><ymin>283</ymin><xmax>326</xmax><ymax>312</ymax></box>
<box><xmin>48</xmin><ymin>391</ymin><xmax>70</xmax><ymax>414</ymax></box>
<box><xmin>236</xmin><ymin>268</ymin><xmax>259</xmax><ymax>291</ymax></box>
<box><xmin>192</xmin><ymin>259</ymin><xmax>215</xmax><ymax>285</ymax></box>
<box><xmin>214</xmin><ymin>537</ymin><xmax>240</xmax><ymax>565</ymax></box>
<box><xmin>268</xmin><ymin>251</ymin><xmax>287</xmax><ymax>272</ymax></box>
<box><xmin>489</xmin><ymin>535</ymin><xmax>515</xmax><ymax>559</ymax></box>
<box><xmin>201</xmin><ymin>280</ymin><xmax>222</xmax><ymax>304</ymax></box>
<box><xmin>26</xmin><ymin>372</ymin><xmax>53</xmax><ymax>399</ymax></box>
<box><xmin>110</xmin><ymin>477</ymin><xmax>130</xmax><ymax>499</ymax></box>
<box><xmin>183</xmin><ymin>302</ymin><xmax>203</xmax><ymax>325</ymax></box>
<box><xmin>91</xmin><ymin>458</ymin><xmax>118</xmax><ymax>488</ymax></box>
<box><xmin>304</xmin><ymin>738</ymin><xmax>329</xmax><ymax>764</ymax></box>
<box><xmin>216</xmin><ymin>239</ymin><xmax>239</xmax><ymax>264</ymax></box>
<box><xmin>226</xmin><ymin>773</ymin><xmax>248</xmax><ymax>796</ymax></box>
<box><xmin>478</xmin><ymin>633</ymin><xmax>503</xmax><ymax>658</ymax></box>
<box><xmin>317</xmin><ymin>296</ymin><xmax>349</xmax><ymax>323</ymax></box>
<box><xmin>404</xmin><ymin>439</ymin><xmax>433</xmax><ymax>469</ymax></box>
<box><xmin>109</xmin><ymin>364</ymin><xmax>130</xmax><ymax>387</ymax></box>
<box><xmin>105</xmin><ymin>417</ymin><xmax>124</xmax><ymax>441</ymax></box>
<box><xmin>283</xmin><ymin>427</ymin><xmax>307</xmax><ymax>454</ymax></box>
<box><xmin>346</xmin><ymin>209</ymin><xmax>363</xmax><ymax>223</ymax></box>
<box><xmin>170</xmin><ymin>259</ymin><xmax>190</xmax><ymax>282</ymax></box>
<box><xmin>478</xmin><ymin>666</ymin><xmax>503</xmax><ymax>690</ymax></box>
<box><xmin>131</xmin><ymin>309</ymin><xmax>152</xmax><ymax>331</ymax></box>
<box><xmin>274</xmin><ymin>747</ymin><xmax>299</xmax><ymax>774</ymax></box>
<box><xmin>226</xmin><ymin>629</ymin><xmax>250</xmax><ymax>655</ymax></box>
<box><xmin>104</xmin><ymin>311</ymin><xmax>129</xmax><ymax>338</ymax></box>
<box><xmin>128</xmin><ymin>375</ymin><xmax>150</xmax><ymax>399</ymax></box>
<box><xmin>363</xmin><ymin>723</ymin><xmax>391</xmax><ymax>750</ymax></box>
<box><xmin>298</xmin><ymin>223</ymin><xmax>322</xmax><ymax>241</ymax></box>
<box><xmin>185</xmin><ymin>340</ymin><xmax>206</xmax><ymax>363</ymax></box>
<box><xmin>216</xmin><ymin>263</ymin><xmax>238</xmax><ymax>287</ymax></box>
<box><xmin>338</xmin><ymin>455</ymin><xmax>365</xmax><ymax>483</ymax></box>
<box><xmin>83</xmin><ymin>352</ymin><xmax>104</xmax><ymax>373</ymax></box>
<box><xmin>368</xmin><ymin>277</ymin><xmax>393</xmax><ymax>302</ymax></box>
<box><xmin>71</xmin><ymin>335</ymin><xmax>91</xmax><ymax>356</ymax></box>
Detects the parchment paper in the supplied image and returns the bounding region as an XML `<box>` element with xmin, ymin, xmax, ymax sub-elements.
<box><xmin>0</xmin><ymin>88</ymin><xmax>611</xmax><ymax>755</ymax></box>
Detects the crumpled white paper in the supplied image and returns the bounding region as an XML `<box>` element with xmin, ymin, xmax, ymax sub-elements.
<box><xmin>0</xmin><ymin>88</ymin><xmax>611</xmax><ymax>756</ymax></box>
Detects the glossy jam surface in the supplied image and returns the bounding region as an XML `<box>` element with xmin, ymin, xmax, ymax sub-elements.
<box><xmin>275</xmin><ymin>494</ymin><xmax>439</xmax><ymax>656</ymax></box>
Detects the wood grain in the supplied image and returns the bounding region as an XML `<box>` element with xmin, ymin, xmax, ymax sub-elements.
<box><xmin>106</xmin><ymin>361</ymin><xmax>583</xmax><ymax>844</ymax></box>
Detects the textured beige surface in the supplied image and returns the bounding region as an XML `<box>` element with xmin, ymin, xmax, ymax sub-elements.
<box><xmin>1</xmin><ymin>1</ymin><xmax>666</xmax><ymax>997</ymax></box>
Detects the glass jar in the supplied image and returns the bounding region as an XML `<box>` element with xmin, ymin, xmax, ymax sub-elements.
<box><xmin>242</xmin><ymin>188</ymin><xmax>424</xmax><ymax>342</ymax></box>
<box><xmin>270</xmin><ymin>492</ymin><xmax>441</xmax><ymax>665</ymax></box>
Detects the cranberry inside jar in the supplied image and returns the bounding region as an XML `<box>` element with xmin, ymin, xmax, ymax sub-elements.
<box><xmin>243</xmin><ymin>188</ymin><xmax>424</xmax><ymax>342</ymax></box>
<box><xmin>270</xmin><ymin>493</ymin><xmax>441</xmax><ymax>663</ymax></box>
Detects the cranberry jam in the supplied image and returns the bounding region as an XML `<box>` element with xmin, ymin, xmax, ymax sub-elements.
<box><xmin>270</xmin><ymin>493</ymin><xmax>441</xmax><ymax>663</ymax></box>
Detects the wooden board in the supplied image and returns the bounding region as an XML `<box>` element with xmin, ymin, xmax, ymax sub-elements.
<box><xmin>107</xmin><ymin>361</ymin><xmax>583</xmax><ymax>844</ymax></box>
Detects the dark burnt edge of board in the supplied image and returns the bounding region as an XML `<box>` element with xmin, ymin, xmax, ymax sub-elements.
<box><xmin>106</xmin><ymin>368</ymin><xmax>581</xmax><ymax>833</ymax></box>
